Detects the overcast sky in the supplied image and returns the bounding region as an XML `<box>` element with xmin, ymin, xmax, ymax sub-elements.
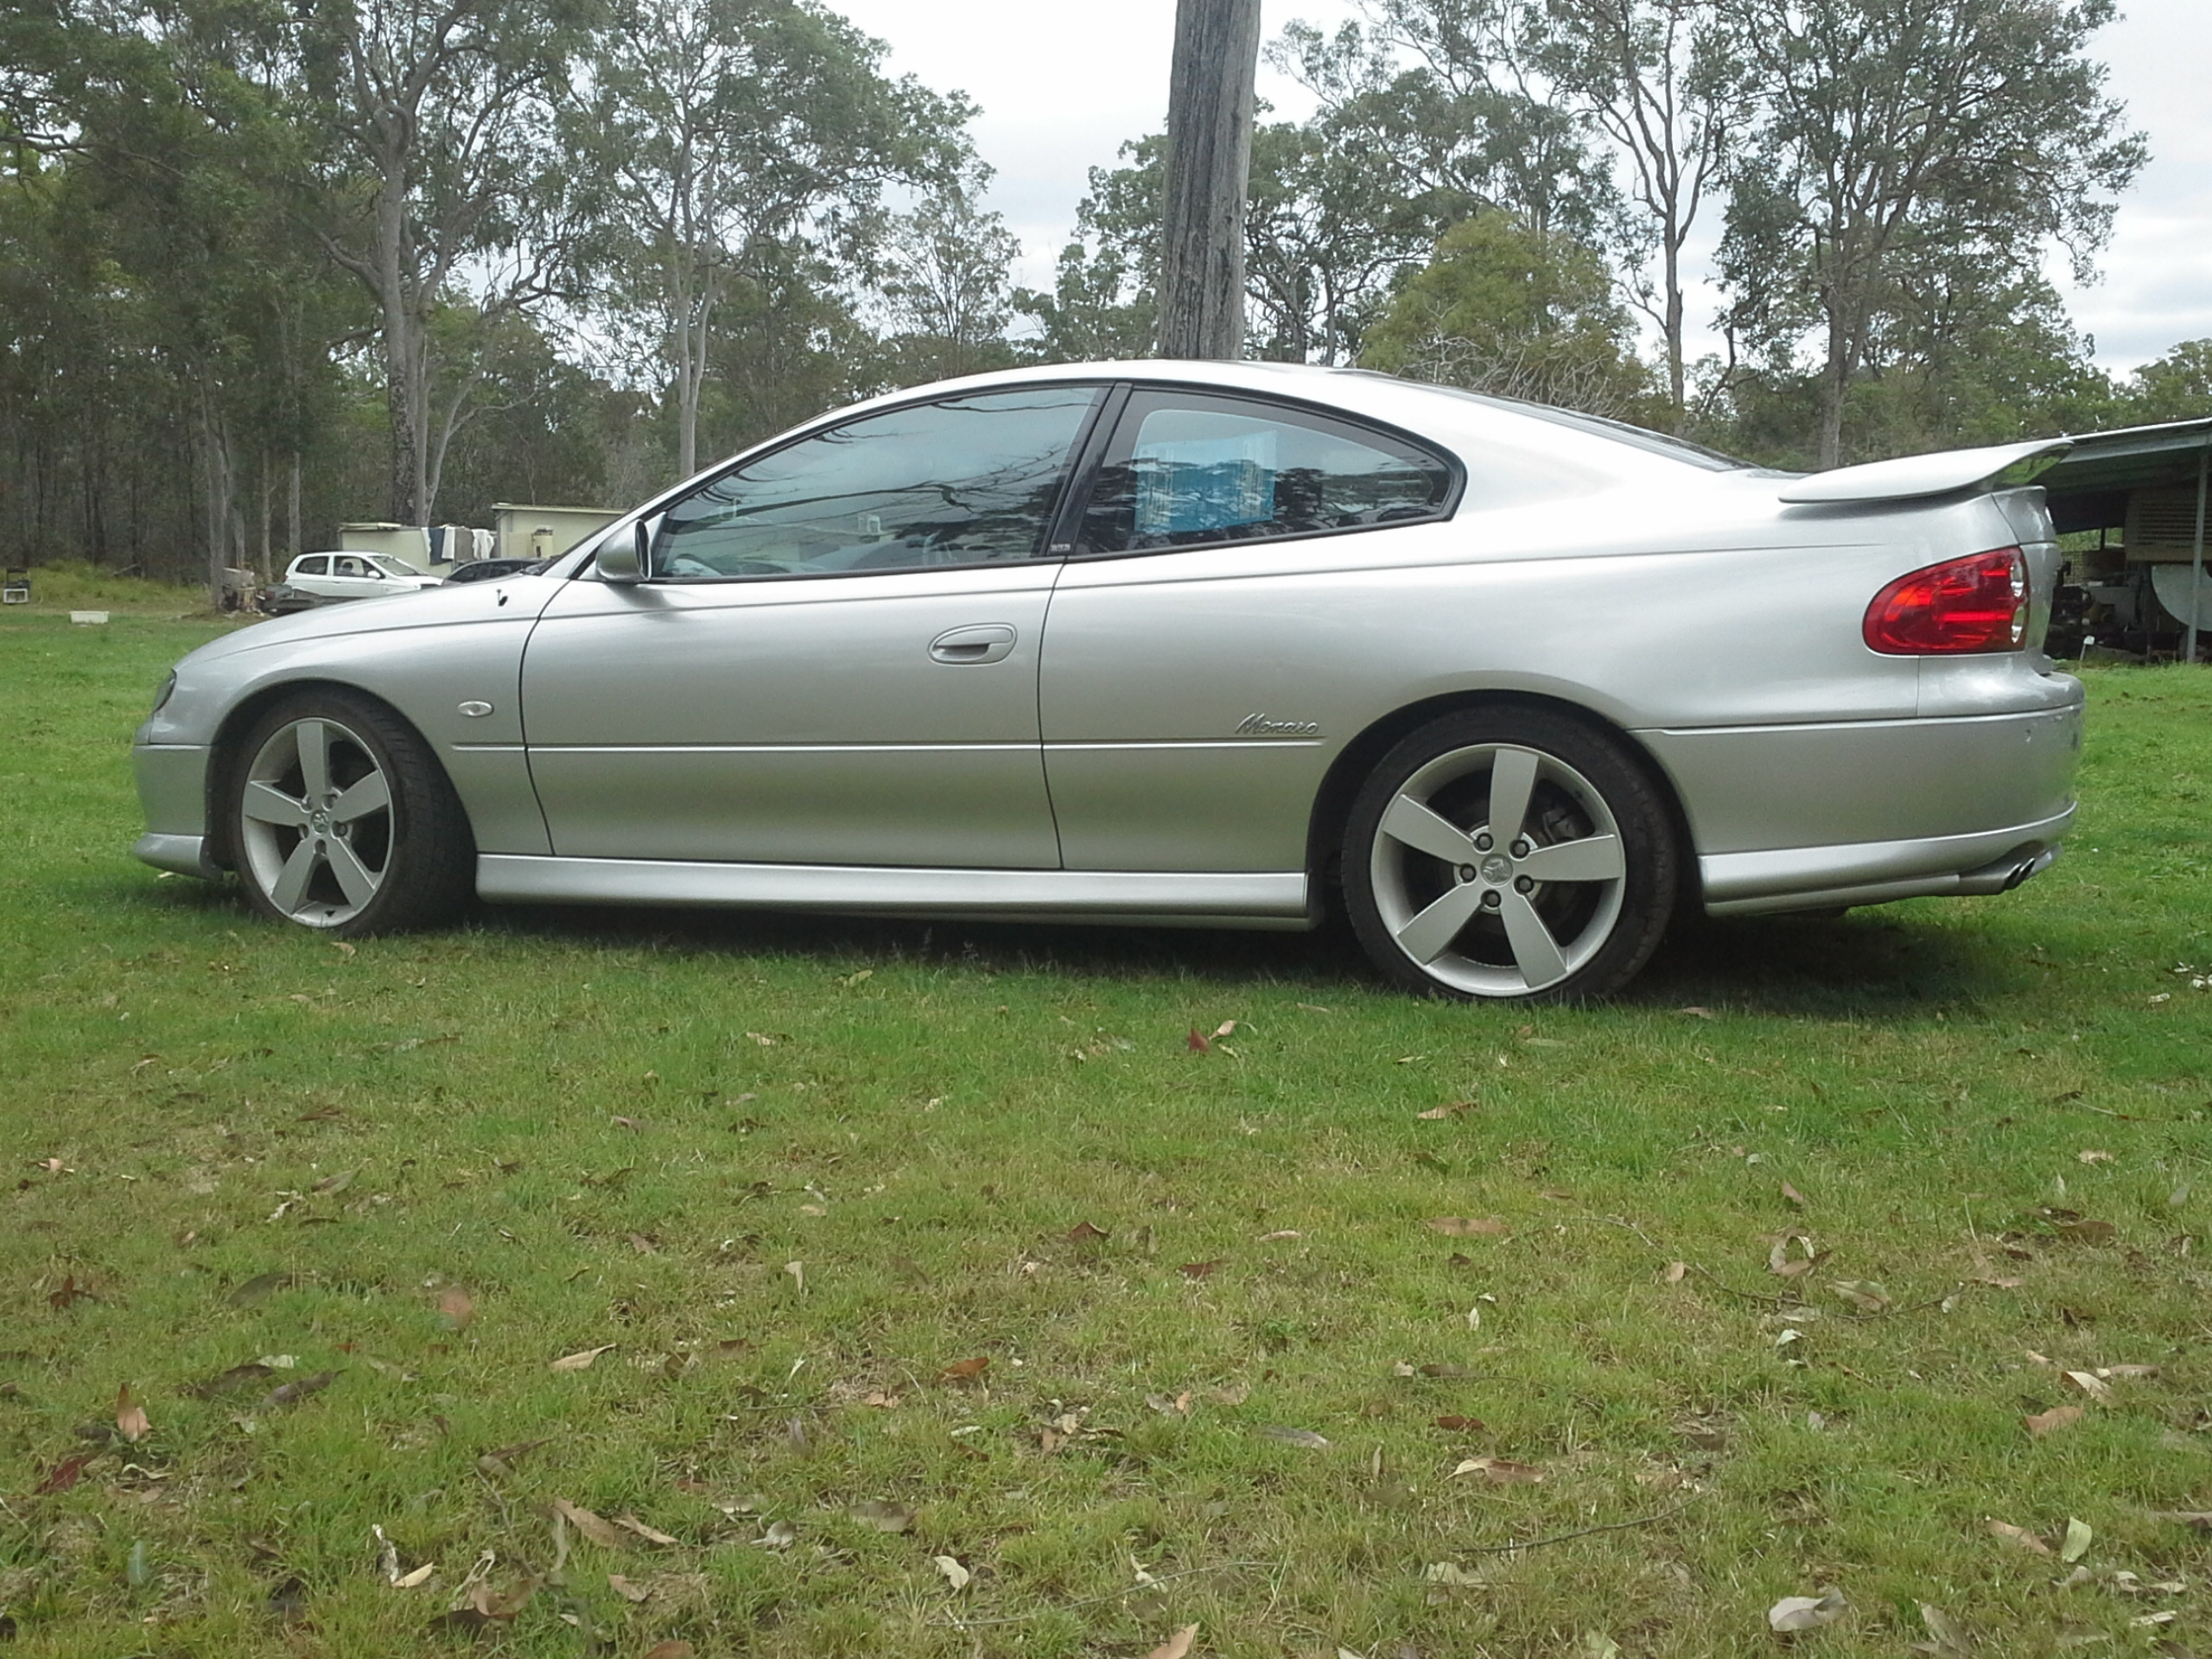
<box><xmin>831</xmin><ymin>0</ymin><xmax>2212</xmax><ymax>378</ymax></box>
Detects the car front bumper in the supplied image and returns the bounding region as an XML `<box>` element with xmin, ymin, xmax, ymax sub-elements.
<box><xmin>133</xmin><ymin>741</ymin><xmax>220</xmax><ymax>876</ymax></box>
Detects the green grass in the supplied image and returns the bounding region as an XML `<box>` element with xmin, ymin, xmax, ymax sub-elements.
<box><xmin>2</xmin><ymin>561</ymin><xmax>219</xmax><ymax>618</ymax></box>
<box><xmin>1</xmin><ymin>610</ymin><xmax>2208</xmax><ymax>1657</ymax></box>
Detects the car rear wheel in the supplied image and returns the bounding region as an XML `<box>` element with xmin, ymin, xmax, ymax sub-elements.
<box><xmin>228</xmin><ymin>691</ymin><xmax>474</xmax><ymax>938</ymax></box>
<box><xmin>1343</xmin><ymin>707</ymin><xmax>1677</xmax><ymax>1001</ymax></box>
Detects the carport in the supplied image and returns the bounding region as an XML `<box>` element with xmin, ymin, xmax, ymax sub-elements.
<box><xmin>2036</xmin><ymin>416</ymin><xmax>2212</xmax><ymax>662</ymax></box>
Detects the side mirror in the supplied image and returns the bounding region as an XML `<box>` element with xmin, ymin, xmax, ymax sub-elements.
<box><xmin>599</xmin><ymin>518</ymin><xmax>652</xmax><ymax>584</ymax></box>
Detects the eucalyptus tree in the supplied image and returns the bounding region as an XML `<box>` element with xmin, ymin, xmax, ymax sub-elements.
<box><xmin>582</xmin><ymin>0</ymin><xmax>970</xmax><ymax>479</ymax></box>
<box><xmin>1531</xmin><ymin>0</ymin><xmax>1748</xmax><ymax>425</ymax></box>
<box><xmin>877</xmin><ymin>166</ymin><xmax>1020</xmax><ymax>383</ymax></box>
<box><xmin>294</xmin><ymin>0</ymin><xmax>594</xmax><ymax>523</ymax></box>
<box><xmin>1714</xmin><ymin>0</ymin><xmax>2143</xmax><ymax>467</ymax></box>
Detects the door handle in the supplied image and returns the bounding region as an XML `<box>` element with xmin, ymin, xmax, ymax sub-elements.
<box><xmin>929</xmin><ymin>623</ymin><xmax>1018</xmax><ymax>665</ymax></box>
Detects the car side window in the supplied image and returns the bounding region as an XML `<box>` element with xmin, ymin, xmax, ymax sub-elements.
<box><xmin>334</xmin><ymin>557</ymin><xmax>366</xmax><ymax>578</ymax></box>
<box><xmin>296</xmin><ymin>556</ymin><xmax>328</xmax><ymax>576</ymax></box>
<box><xmin>651</xmin><ymin>386</ymin><xmax>1103</xmax><ymax>582</ymax></box>
<box><xmin>1077</xmin><ymin>389</ymin><xmax>1457</xmax><ymax>556</ymax></box>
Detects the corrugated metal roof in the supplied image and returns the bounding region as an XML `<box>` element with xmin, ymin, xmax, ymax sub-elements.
<box><xmin>2040</xmin><ymin>416</ymin><xmax>2212</xmax><ymax>498</ymax></box>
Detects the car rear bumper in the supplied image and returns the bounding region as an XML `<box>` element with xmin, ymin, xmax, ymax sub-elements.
<box><xmin>1698</xmin><ymin>808</ymin><xmax>2071</xmax><ymax>915</ymax></box>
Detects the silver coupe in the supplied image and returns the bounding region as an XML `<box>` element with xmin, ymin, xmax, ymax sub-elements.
<box><xmin>132</xmin><ymin>362</ymin><xmax>2085</xmax><ymax>1001</ymax></box>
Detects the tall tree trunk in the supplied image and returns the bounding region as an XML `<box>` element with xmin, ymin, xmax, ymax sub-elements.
<box><xmin>288</xmin><ymin>450</ymin><xmax>302</xmax><ymax>560</ymax></box>
<box><xmin>196</xmin><ymin>383</ymin><xmax>233</xmax><ymax>607</ymax></box>
<box><xmin>1662</xmin><ymin>232</ymin><xmax>1686</xmax><ymax>427</ymax></box>
<box><xmin>1157</xmin><ymin>0</ymin><xmax>1262</xmax><ymax>359</ymax></box>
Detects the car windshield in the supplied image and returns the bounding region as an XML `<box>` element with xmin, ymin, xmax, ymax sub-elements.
<box><xmin>1391</xmin><ymin>379</ymin><xmax>1755</xmax><ymax>472</ymax></box>
<box><xmin>369</xmin><ymin>557</ymin><xmax>419</xmax><ymax>578</ymax></box>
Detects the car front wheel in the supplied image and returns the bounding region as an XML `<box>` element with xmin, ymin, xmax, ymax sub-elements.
<box><xmin>1343</xmin><ymin>707</ymin><xmax>1678</xmax><ymax>1001</ymax></box>
<box><xmin>227</xmin><ymin>691</ymin><xmax>474</xmax><ymax>937</ymax></box>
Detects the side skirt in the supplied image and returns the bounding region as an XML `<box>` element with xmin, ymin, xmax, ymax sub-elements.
<box><xmin>477</xmin><ymin>855</ymin><xmax>1314</xmax><ymax>931</ymax></box>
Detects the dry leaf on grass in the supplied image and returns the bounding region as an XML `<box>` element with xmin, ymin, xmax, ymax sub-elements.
<box><xmin>183</xmin><ymin>1362</ymin><xmax>274</xmax><ymax>1398</ymax></box>
<box><xmin>1452</xmin><ymin>1457</ymin><xmax>1544</xmax><ymax>1483</ymax></box>
<box><xmin>34</xmin><ymin>1451</ymin><xmax>94</xmax><ymax>1495</ymax></box>
<box><xmin>933</xmin><ymin>1555</ymin><xmax>971</xmax><ymax>1592</ymax></box>
<box><xmin>116</xmin><ymin>1385</ymin><xmax>149</xmax><ymax>1444</ymax></box>
<box><xmin>1179</xmin><ymin>1259</ymin><xmax>1223</xmax><ymax>1279</ymax></box>
<box><xmin>1065</xmin><ymin>1221</ymin><xmax>1109</xmax><ymax>1242</ymax></box>
<box><xmin>639</xmin><ymin>1644</ymin><xmax>696</xmax><ymax>1659</ymax></box>
<box><xmin>938</xmin><ymin>1356</ymin><xmax>989</xmax><ymax>1382</ymax></box>
<box><xmin>1424</xmin><ymin>1561</ymin><xmax>1482</xmax><ymax>1586</ymax></box>
<box><xmin>784</xmin><ymin>1261</ymin><xmax>805</xmax><ymax>1294</ymax></box>
<box><xmin>436</xmin><ymin>1287</ymin><xmax>474</xmax><ymax>1330</ymax></box>
<box><xmin>1780</xmin><ymin>1181</ymin><xmax>1808</xmax><ymax>1209</ymax></box>
<box><xmin>1255</xmin><ymin>1424</ymin><xmax>1330</xmax><ymax>1448</ymax></box>
<box><xmin>552</xmin><ymin>1499</ymin><xmax>626</xmax><ymax>1551</ymax></box>
<box><xmin>262</xmin><ymin>1370</ymin><xmax>337</xmax><ymax>1409</ymax></box>
<box><xmin>2060</xmin><ymin>1517</ymin><xmax>2093</xmax><ymax>1563</ymax></box>
<box><xmin>2024</xmin><ymin>1405</ymin><xmax>2084</xmax><ymax>1438</ymax></box>
<box><xmin>755</xmin><ymin>1520</ymin><xmax>796</xmax><ymax>1549</ymax></box>
<box><xmin>2076</xmin><ymin>1149</ymin><xmax>2114</xmax><ymax>1165</ymax></box>
<box><xmin>1185</xmin><ymin>1028</ymin><xmax>1211</xmax><ymax>1053</ymax></box>
<box><xmin>1830</xmin><ymin>1281</ymin><xmax>1891</xmax><ymax>1313</ymax></box>
<box><xmin>1986</xmin><ymin>1518</ymin><xmax>2052</xmax><ymax>1554</ymax></box>
<box><xmin>1661</xmin><ymin>1261</ymin><xmax>1688</xmax><ymax>1284</ymax></box>
<box><xmin>550</xmin><ymin>1344</ymin><xmax>616</xmax><ymax>1373</ymax></box>
<box><xmin>848</xmin><ymin>1499</ymin><xmax>914</xmax><ymax>1533</ymax></box>
<box><xmin>1416</xmin><ymin>1101</ymin><xmax>1474</xmax><ymax>1120</ymax></box>
<box><xmin>1143</xmin><ymin>1624</ymin><xmax>1199</xmax><ymax>1659</ymax></box>
<box><xmin>1768</xmin><ymin>1588</ymin><xmax>1847</xmax><ymax>1631</ymax></box>
<box><xmin>613</xmin><ymin>1513</ymin><xmax>678</xmax><ymax>1546</ymax></box>
<box><xmin>1433</xmin><ymin>1414</ymin><xmax>1485</xmax><ymax>1432</ymax></box>
<box><xmin>2063</xmin><ymin>1370</ymin><xmax>2113</xmax><ymax>1403</ymax></box>
<box><xmin>1426</xmin><ymin>1217</ymin><xmax>1510</xmax><ymax>1237</ymax></box>
<box><xmin>1913</xmin><ymin>1600</ymin><xmax>1972</xmax><ymax>1656</ymax></box>
<box><xmin>607</xmin><ymin>1573</ymin><xmax>651</xmax><ymax>1603</ymax></box>
<box><xmin>2150</xmin><ymin>1511</ymin><xmax>2212</xmax><ymax>1529</ymax></box>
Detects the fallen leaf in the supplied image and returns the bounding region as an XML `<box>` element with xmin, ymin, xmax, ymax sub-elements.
<box><xmin>394</xmin><ymin>1561</ymin><xmax>435</xmax><ymax>1589</ymax></box>
<box><xmin>1433</xmin><ymin>1414</ymin><xmax>1486</xmax><ymax>1432</ymax></box>
<box><xmin>116</xmin><ymin>1385</ymin><xmax>149</xmax><ymax>1444</ymax></box>
<box><xmin>46</xmin><ymin>1274</ymin><xmax>92</xmax><ymax>1310</ymax></box>
<box><xmin>2094</xmin><ymin>1363</ymin><xmax>2158</xmax><ymax>1379</ymax></box>
<box><xmin>1417</xmin><ymin>1101</ymin><xmax>1474</xmax><ymax>1120</ymax></box>
<box><xmin>607</xmin><ymin>1573</ymin><xmax>651</xmax><ymax>1603</ymax></box>
<box><xmin>1179</xmin><ymin>1259</ymin><xmax>1223</xmax><ymax>1278</ymax></box>
<box><xmin>1065</xmin><ymin>1221</ymin><xmax>1109</xmax><ymax>1242</ymax></box>
<box><xmin>1257</xmin><ymin>1229</ymin><xmax>1301</xmax><ymax>1241</ymax></box>
<box><xmin>552</xmin><ymin>1498</ymin><xmax>626</xmax><ymax>1551</ymax></box>
<box><xmin>182</xmin><ymin>1362</ymin><xmax>274</xmax><ymax>1398</ymax></box>
<box><xmin>33</xmin><ymin>1451</ymin><xmax>95</xmax><ymax>1495</ymax></box>
<box><xmin>1424</xmin><ymin>1561</ymin><xmax>1483</xmax><ymax>1586</ymax></box>
<box><xmin>1142</xmin><ymin>1624</ymin><xmax>1199</xmax><ymax>1659</ymax></box>
<box><xmin>1768</xmin><ymin>1588</ymin><xmax>1847</xmax><ymax>1631</ymax></box>
<box><xmin>639</xmin><ymin>1645</ymin><xmax>696</xmax><ymax>1659</ymax></box>
<box><xmin>262</xmin><ymin>1370</ymin><xmax>338</xmax><ymax>1409</ymax></box>
<box><xmin>436</xmin><ymin>1287</ymin><xmax>474</xmax><ymax>1330</ymax></box>
<box><xmin>784</xmin><ymin>1260</ymin><xmax>804</xmax><ymax>1294</ymax></box>
<box><xmin>1425</xmin><ymin>1217</ymin><xmax>1510</xmax><ymax>1237</ymax></box>
<box><xmin>311</xmin><ymin>1167</ymin><xmax>356</xmax><ymax>1196</ymax></box>
<box><xmin>1212</xmin><ymin>1020</ymin><xmax>1237</xmax><ymax>1039</ymax></box>
<box><xmin>1661</xmin><ymin>1261</ymin><xmax>1688</xmax><ymax>1284</ymax></box>
<box><xmin>2024</xmin><ymin>1405</ymin><xmax>2084</xmax><ymax>1438</ymax></box>
<box><xmin>755</xmin><ymin>1520</ymin><xmax>796</xmax><ymax>1549</ymax></box>
<box><xmin>2060</xmin><ymin>1516</ymin><xmax>2093</xmax><ymax>1563</ymax></box>
<box><xmin>1830</xmin><ymin>1280</ymin><xmax>1891</xmax><ymax>1313</ymax></box>
<box><xmin>1915</xmin><ymin>1600</ymin><xmax>1972</xmax><ymax>1656</ymax></box>
<box><xmin>1679</xmin><ymin>1005</ymin><xmax>1715</xmax><ymax>1019</ymax></box>
<box><xmin>848</xmin><ymin>1499</ymin><xmax>914</xmax><ymax>1533</ymax></box>
<box><xmin>1985</xmin><ymin>1518</ymin><xmax>2052</xmax><ymax>1554</ymax></box>
<box><xmin>1255</xmin><ymin>1424</ymin><xmax>1330</xmax><ymax>1448</ymax></box>
<box><xmin>2063</xmin><ymin>1370</ymin><xmax>2113</xmax><ymax>1404</ymax></box>
<box><xmin>226</xmin><ymin>1270</ymin><xmax>294</xmax><ymax>1306</ymax></box>
<box><xmin>613</xmin><ymin>1513</ymin><xmax>678</xmax><ymax>1546</ymax></box>
<box><xmin>2076</xmin><ymin>1150</ymin><xmax>2114</xmax><ymax>1166</ymax></box>
<box><xmin>2048</xmin><ymin>1217</ymin><xmax>2117</xmax><ymax>1243</ymax></box>
<box><xmin>1186</xmin><ymin>1028</ymin><xmax>1211</xmax><ymax>1052</ymax></box>
<box><xmin>1781</xmin><ymin>1181</ymin><xmax>1808</xmax><ymax>1209</ymax></box>
<box><xmin>1969</xmin><ymin>1273</ymin><xmax>2024</xmax><ymax>1290</ymax></box>
<box><xmin>550</xmin><ymin>1344</ymin><xmax>616</xmax><ymax>1372</ymax></box>
<box><xmin>934</xmin><ymin>1554</ymin><xmax>971</xmax><ymax>1592</ymax></box>
<box><xmin>1451</xmin><ymin>1457</ymin><xmax>1544</xmax><ymax>1483</ymax></box>
<box><xmin>2149</xmin><ymin>1511</ymin><xmax>2212</xmax><ymax>1529</ymax></box>
<box><xmin>938</xmin><ymin>1356</ymin><xmax>989</xmax><ymax>1382</ymax></box>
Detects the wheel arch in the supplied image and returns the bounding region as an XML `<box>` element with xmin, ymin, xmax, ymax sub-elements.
<box><xmin>1303</xmin><ymin>690</ymin><xmax>1702</xmax><ymax>923</ymax></box>
<box><xmin>203</xmin><ymin>678</ymin><xmax>463</xmax><ymax>872</ymax></box>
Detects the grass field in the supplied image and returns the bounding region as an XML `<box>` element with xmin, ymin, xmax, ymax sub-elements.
<box><xmin>0</xmin><ymin>609</ymin><xmax>2207</xmax><ymax>1658</ymax></box>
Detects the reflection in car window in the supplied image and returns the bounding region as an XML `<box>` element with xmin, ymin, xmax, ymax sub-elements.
<box><xmin>652</xmin><ymin>387</ymin><xmax>1101</xmax><ymax>581</ymax></box>
<box><xmin>296</xmin><ymin>556</ymin><xmax>328</xmax><ymax>575</ymax></box>
<box><xmin>1079</xmin><ymin>391</ymin><xmax>1456</xmax><ymax>555</ymax></box>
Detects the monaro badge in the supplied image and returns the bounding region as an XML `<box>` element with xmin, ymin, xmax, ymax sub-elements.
<box><xmin>1236</xmin><ymin>713</ymin><xmax>1322</xmax><ymax>737</ymax></box>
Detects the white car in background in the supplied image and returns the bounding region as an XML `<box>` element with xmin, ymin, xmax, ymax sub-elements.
<box><xmin>281</xmin><ymin>552</ymin><xmax>442</xmax><ymax>602</ymax></box>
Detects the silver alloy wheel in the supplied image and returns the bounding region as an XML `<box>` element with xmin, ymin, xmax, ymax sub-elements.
<box><xmin>236</xmin><ymin>716</ymin><xmax>393</xmax><ymax>928</ymax></box>
<box><xmin>1367</xmin><ymin>741</ymin><xmax>1628</xmax><ymax>996</ymax></box>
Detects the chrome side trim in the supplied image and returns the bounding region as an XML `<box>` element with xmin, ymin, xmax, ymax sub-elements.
<box><xmin>133</xmin><ymin>832</ymin><xmax>222</xmax><ymax>880</ymax></box>
<box><xmin>476</xmin><ymin>855</ymin><xmax>1310</xmax><ymax>920</ymax></box>
<box><xmin>1701</xmin><ymin>811</ymin><xmax>2072</xmax><ymax>916</ymax></box>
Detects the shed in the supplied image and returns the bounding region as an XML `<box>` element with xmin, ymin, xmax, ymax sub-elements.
<box><xmin>2035</xmin><ymin>417</ymin><xmax>2211</xmax><ymax>660</ymax></box>
<box><xmin>493</xmin><ymin>504</ymin><xmax>623</xmax><ymax>565</ymax></box>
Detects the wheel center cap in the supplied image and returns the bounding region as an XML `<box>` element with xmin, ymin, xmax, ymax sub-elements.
<box><xmin>1480</xmin><ymin>854</ymin><xmax>1514</xmax><ymax>884</ymax></box>
<box><xmin>309</xmin><ymin>810</ymin><xmax>329</xmax><ymax>833</ymax></box>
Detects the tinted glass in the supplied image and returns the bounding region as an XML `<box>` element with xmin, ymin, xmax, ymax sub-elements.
<box><xmin>1079</xmin><ymin>391</ymin><xmax>1455</xmax><ymax>555</ymax></box>
<box><xmin>296</xmin><ymin>556</ymin><xmax>328</xmax><ymax>575</ymax></box>
<box><xmin>653</xmin><ymin>387</ymin><xmax>1101</xmax><ymax>581</ymax></box>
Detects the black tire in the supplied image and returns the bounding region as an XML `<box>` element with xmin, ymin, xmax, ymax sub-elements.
<box><xmin>226</xmin><ymin>689</ymin><xmax>474</xmax><ymax>938</ymax></box>
<box><xmin>1341</xmin><ymin>706</ymin><xmax>1677</xmax><ymax>1002</ymax></box>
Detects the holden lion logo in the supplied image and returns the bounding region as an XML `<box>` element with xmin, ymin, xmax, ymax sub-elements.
<box><xmin>1235</xmin><ymin>712</ymin><xmax>1321</xmax><ymax>737</ymax></box>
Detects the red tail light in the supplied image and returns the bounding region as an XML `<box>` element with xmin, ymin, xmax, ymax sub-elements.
<box><xmin>1864</xmin><ymin>548</ymin><xmax>2028</xmax><ymax>654</ymax></box>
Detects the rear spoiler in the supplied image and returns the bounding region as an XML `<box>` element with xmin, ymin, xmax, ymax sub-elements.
<box><xmin>1777</xmin><ymin>438</ymin><xmax>2072</xmax><ymax>505</ymax></box>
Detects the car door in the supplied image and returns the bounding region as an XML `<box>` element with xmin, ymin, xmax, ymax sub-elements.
<box><xmin>521</xmin><ymin>384</ymin><xmax>1104</xmax><ymax>868</ymax></box>
<box><xmin>1039</xmin><ymin>386</ymin><xmax>1461</xmax><ymax>872</ymax></box>
<box><xmin>288</xmin><ymin>555</ymin><xmax>334</xmax><ymax>597</ymax></box>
